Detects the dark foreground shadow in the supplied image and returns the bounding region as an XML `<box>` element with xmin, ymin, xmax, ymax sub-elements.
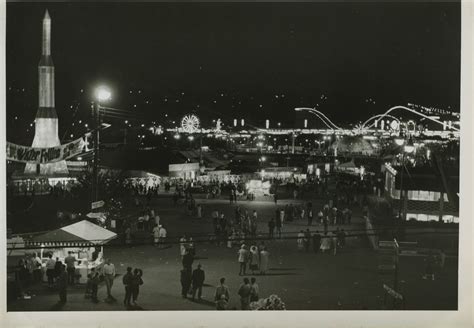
<box><xmin>127</xmin><ymin>304</ymin><xmax>145</xmax><ymax>311</ymax></box>
<box><xmin>268</xmin><ymin>267</ymin><xmax>301</xmax><ymax>271</ymax></box>
<box><xmin>190</xmin><ymin>298</ymin><xmax>216</xmax><ymax>308</ymax></box>
<box><xmin>49</xmin><ymin>301</ymin><xmax>66</xmax><ymax>311</ymax></box>
<box><xmin>260</xmin><ymin>272</ymin><xmax>301</xmax><ymax>276</ymax></box>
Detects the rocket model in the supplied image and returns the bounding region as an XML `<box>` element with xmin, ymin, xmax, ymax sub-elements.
<box><xmin>25</xmin><ymin>10</ymin><xmax>69</xmax><ymax>175</ymax></box>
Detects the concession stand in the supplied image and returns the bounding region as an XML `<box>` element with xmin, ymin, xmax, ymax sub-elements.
<box><xmin>27</xmin><ymin>220</ymin><xmax>117</xmax><ymax>284</ymax></box>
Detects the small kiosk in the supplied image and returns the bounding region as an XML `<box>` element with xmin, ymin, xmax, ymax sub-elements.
<box><xmin>27</xmin><ymin>220</ymin><xmax>117</xmax><ymax>284</ymax></box>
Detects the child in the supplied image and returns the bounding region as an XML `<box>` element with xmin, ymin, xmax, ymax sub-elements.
<box><xmin>216</xmin><ymin>294</ymin><xmax>228</xmax><ymax>310</ymax></box>
<box><xmin>84</xmin><ymin>273</ymin><xmax>92</xmax><ymax>299</ymax></box>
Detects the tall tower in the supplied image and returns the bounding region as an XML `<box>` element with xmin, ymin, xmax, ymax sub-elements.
<box><xmin>25</xmin><ymin>10</ymin><xmax>68</xmax><ymax>175</ymax></box>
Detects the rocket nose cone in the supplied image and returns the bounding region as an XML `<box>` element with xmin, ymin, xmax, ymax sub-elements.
<box><xmin>44</xmin><ymin>9</ymin><xmax>51</xmax><ymax>20</ymax></box>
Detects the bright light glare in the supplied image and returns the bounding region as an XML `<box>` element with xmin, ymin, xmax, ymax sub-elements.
<box><xmin>404</xmin><ymin>145</ymin><xmax>415</xmax><ymax>153</ymax></box>
<box><xmin>394</xmin><ymin>138</ymin><xmax>405</xmax><ymax>146</ymax></box>
<box><xmin>95</xmin><ymin>87</ymin><xmax>112</xmax><ymax>102</ymax></box>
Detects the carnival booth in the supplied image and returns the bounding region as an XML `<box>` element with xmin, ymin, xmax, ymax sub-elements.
<box><xmin>124</xmin><ymin>170</ymin><xmax>162</xmax><ymax>191</ymax></box>
<box><xmin>27</xmin><ymin>220</ymin><xmax>117</xmax><ymax>284</ymax></box>
<box><xmin>335</xmin><ymin>160</ymin><xmax>361</xmax><ymax>176</ymax></box>
<box><xmin>246</xmin><ymin>180</ymin><xmax>272</xmax><ymax>197</ymax></box>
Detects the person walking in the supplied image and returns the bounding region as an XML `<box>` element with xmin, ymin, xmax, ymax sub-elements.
<box><xmin>275</xmin><ymin>214</ymin><xmax>283</xmax><ymax>239</ymax></box>
<box><xmin>182</xmin><ymin>249</ymin><xmax>195</xmax><ymax>271</ymax></box>
<box><xmin>317</xmin><ymin>210</ymin><xmax>324</xmax><ymax>225</ymax></box>
<box><xmin>307</xmin><ymin>208</ymin><xmax>313</xmax><ymax>226</ymax></box>
<box><xmin>297</xmin><ymin>230</ymin><xmax>305</xmax><ymax>251</ymax></box>
<box><xmin>238</xmin><ymin>245</ymin><xmax>249</xmax><ymax>275</ymax></box>
<box><xmin>158</xmin><ymin>225</ymin><xmax>167</xmax><ymax>249</ymax></box>
<box><xmin>57</xmin><ymin>264</ymin><xmax>68</xmax><ymax>304</ymax></box>
<box><xmin>250</xmin><ymin>277</ymin><xmax>259</xmax><ymax>303</ymax></box>
<box><xmin>438</xmin><ymin>249</ymin><xmax>446</xmax><ymax>271</ymax></box>
<box><xmin>103</xmin><ymin>258</ymin><xmax>116</xmax><ymax>301</ymax></box>
<box><xmin>130</xmin><ymin>268</ymin><xmax>144</xmax><ymax>305</ymax></box>
<box><xmin>191</xmin><ymin>264</ymin><xmax>205</xmax><ymax>301</ymax></box>
<box><xmin>304</xmin><ymin>229</ymin><xmax>312</xmax><ymax>252</ymax></box>
<box><xmin>64</xmin><ymin>251</ymin><xmax>76</xmax><ymax>285</ymax></box>
<box><xmin>214</xmin><ymin>277</ymin><xmax>230</xmax><ymax>303</ymax></box>
<box><xmin>45</xmin><ymin>254</ymin><xmax>56</xmax><ymax>288</ymax></box>
<box><xmin>312</xmin><ymin>231</ymin><xmax>322</xmax><ymax>253</ymax></box>
<box><xmin>332</xmin><ymin>232</ymin><xmax>338</xmax><ymax>256</ymax></box>
<box><xmin>152</xmin><ymin>224</ymin><xmax>160</xmax><ymax>246</ymax></box>
<box><xmin>249</xmin><ymin>246</ymin><xmax>259</xmax><ymax>274</ymax></box>
<box><xmin>180</xmin><ymin>234</ymin><xmax>188</xmax><ymax>259</ymax></box>
<box><xmin>323</xmin><ymin>216</ymin><xmax>329</xmax><ymax>234</ymax></box>
<box><xmin>238</xmin><ymin>278</ymin><xmax>252</xmax><ymax>310</ymax></box>
<box><xmin>54</xmin><ymin>257</ymin><xmax>63</xmax><ymax>282</ymax></box>
<box><xmin>180</xmin><ymin>269</ymin><xmax>192</xmax><ymax>298</ymax></box>
<box><xmin>259</xmin><ymin>247</ymin><xmax>269</xmax><ymax>275</ymax></box>
<box><xmin>32</xmin><ymin>252</ymin><xmax>42</xmax><ymax>283</ymax></box>
<box><xmin>90</xmin><ymin>268</ymin><xmax>100</xmax><ymax>303</ymax></box>
<box><xmin>422</xmin><ymin>250</ymin><xmax>436</xmax><ymax>281</ymax></box>
<box><xmin>320</xmin><ymin>232</ymin><xmax>331</xmax><ymax>253</ymax></box>
<box><xmin>122</xmin><ymin>267</ymin><xmax>133</xmax><ymax>307</ymax></box>
<box><xmin>268</xmin><ymin>218</ymin><xmax>275</xmax><ymax>239</ymax></box>
<box><xmin>125</xmin><ymin>226</ymin><xmax>132</xmax><ymax>247</ymax></box>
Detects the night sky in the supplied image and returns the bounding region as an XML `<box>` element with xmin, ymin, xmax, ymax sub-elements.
<box><xmin>6</xmin><ymin>2</ymin><xmax>461</xmax><ymax>143</ymax></box>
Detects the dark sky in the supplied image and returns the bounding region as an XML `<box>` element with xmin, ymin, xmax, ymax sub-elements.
<box><xmin>6</xmin><ymin>1</ymin><xmax>461</xmax><ymax>130</ymax></box>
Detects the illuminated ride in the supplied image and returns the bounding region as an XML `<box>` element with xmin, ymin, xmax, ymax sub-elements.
<box><xmin>181</xmin><ymin>114</ymin><xmax>200</xmax><ymax>133</ymax></box>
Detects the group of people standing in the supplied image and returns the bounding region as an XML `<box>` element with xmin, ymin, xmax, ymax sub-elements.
<box><xmin>213</xmin><ymin>276</ymin><xmax>260</xmax><ymax>310</ymax></box>
<box><xmin>297</xmin><ymin>228</ymin><xmax>347</xmax><ymax>255</ymax></box>
<box><xmin>237</xmin><ymin>244</ymin><xmax>269</xmax><ymax>276</ymax></box>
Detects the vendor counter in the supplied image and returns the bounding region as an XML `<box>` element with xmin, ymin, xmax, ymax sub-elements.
<box><xmin>41</xmin><ymin>258</ymin><xmax>104</xmax><ymax>284</ymax></box>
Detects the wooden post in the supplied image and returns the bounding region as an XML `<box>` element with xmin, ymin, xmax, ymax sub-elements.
<box><xmin>439</xmin><ymin>192</ymin><xmax>444</xmax><ymax>222</ymax></box>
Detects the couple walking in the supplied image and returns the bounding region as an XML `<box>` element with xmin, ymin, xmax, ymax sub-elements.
<box><xmin>122</xmin><ymin>267</ymin><xmax>144</xmax><ymax>307</ymax></box>
<box><xmin>238</xmin><ymin>244</ymin><xmax>269</xmax><ymax>275</ymax></box>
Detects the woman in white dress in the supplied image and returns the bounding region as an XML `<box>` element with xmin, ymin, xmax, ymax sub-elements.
<box><xmin>320</xmin><ymin>232</ymin><xmax>332</xmax><ymax>253</ymax></box>
<box><xmin>179</xmin><ymin>235</ymin><xmax>188</xmax><ymax>258</ymax></box>
<box><xmin>249</xmin><ymin>246</ymin><xmax>259</xmax><ymax>274</ymax></box>
<box><xmin>297</xmin><ymin>231</ymin><xmax>305</xmax><ymax>251</ymax></box>
<box><xmin>259</xmin><ymin>248</ymin><xmax>269</xmax><ymax>275</ymax></box>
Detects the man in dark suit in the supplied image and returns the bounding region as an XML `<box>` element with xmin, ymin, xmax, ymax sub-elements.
<box><xmin>57</xmin><ymin>265</ymin><xmax>68</xmax><ymax>304</ymax></box>
<box><xmin>122</xmin><ymin>266</ymin><xmax>133</xmax><ymax>307</ymax></box>
<box><xmin>182</xmin><ymin>250</ymin><xmax>194</xmax><ymax>271</ymax></box>
<box><xmin>180</xmin><ymin>269</ymin><xmax>192</xmax><ymax>298</ymax></box>
<box><xmin>191</xmin><ymin>264</ymin><xmax>205</xmax><ymax>301</ymax></box>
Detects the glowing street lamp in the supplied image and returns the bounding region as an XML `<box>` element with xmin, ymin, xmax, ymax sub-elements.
<box><xmin>92</xmin><ymin>86</ymin><xmax>112</xmax><ymax>202</ymax></box>
<box><xmin>95</xmin><ymin>86</ymin><xmax>112</xmax><ymax>102</ymax></box>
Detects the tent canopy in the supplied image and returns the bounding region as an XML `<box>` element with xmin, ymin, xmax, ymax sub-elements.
<box><xmin>337</xmin><ymin>160</ymin><xmax>357</xmax><ymax>169</ymax></box>
<box><xmin>29</xmin><ymin>220</ymin><xmax>117</xmax><ymax>247</ymax></box>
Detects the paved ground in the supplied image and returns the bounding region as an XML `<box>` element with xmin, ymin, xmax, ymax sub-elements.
<box><xmin>7</xmin><ymin>196</ymin><xmax>458</xmax><ymax>311</ymax></box>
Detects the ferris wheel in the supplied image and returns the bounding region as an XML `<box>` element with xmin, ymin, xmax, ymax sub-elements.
<box><xmin>181</xmin><ymin>114</ymin><xmax>200</xmax><ymax>133</ymax></box>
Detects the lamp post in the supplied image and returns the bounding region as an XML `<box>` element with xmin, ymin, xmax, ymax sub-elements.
<box><xmin>92</xmin><ymin>86</ymin><xmax>111</xmax><ymax>203</ymax></box>
<box><xmin>396</xmin><ymin>137</ymin><xmax>414</xmax><ymax>221</ymax></box>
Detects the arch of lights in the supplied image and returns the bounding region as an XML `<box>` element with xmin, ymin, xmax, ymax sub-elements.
<box><xmin>295</xmin><ymin>107</ymin><xmax>342</xmax><ymax>131</ymax></box>
<box><xmin>360</xmin><ymin>114</ymin><xmax>401</xmax><ymax>131</ymax></box>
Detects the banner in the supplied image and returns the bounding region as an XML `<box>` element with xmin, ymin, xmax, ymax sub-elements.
<box><xmin>6</xmin><ymin>138</ymin><xmax>86</xmax><ymax>164</ymax></box>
